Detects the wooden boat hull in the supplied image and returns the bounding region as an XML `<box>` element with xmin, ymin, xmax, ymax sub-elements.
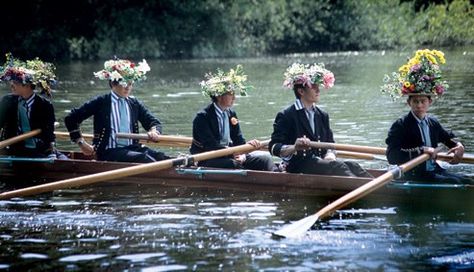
<box><xmin>1</xmin><ymin>153</ymin><xmax>471</xmax><ymax>198</ymax></box>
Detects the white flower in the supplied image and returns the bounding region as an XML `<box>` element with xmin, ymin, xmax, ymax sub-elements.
<box><xmin>110</xmin><ymin>71</ymin><xmax>123</xmax><ymax>81</ymax></box>
<box><xmin>137</xmin><ymin>59</ymin><xmax>151</xmax><ymax>73</ymax></box>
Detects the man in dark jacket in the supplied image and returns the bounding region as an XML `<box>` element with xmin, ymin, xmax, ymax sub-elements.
<box><xmin>190</xmin><ymin>65</ymin><xmax>274</xmax><ymax>171</ymax></box>
<box><xmin>65</xmin><ymin>58</ymin><xmax>169</xmax><ymax>163</ymax></box>
<box><xmin>0</xmin><ymin>53</ymin><xmax>62</xmax><ymax>159</ymax></box>
<box><xmin>383</xmin><ymin>49</ymin><xmax>469</xmax><ymax>183</ymax></box>
<box><xmin>269</xmin><ymin>63</ymin><xmax>371</xmax><ymax>177</ymax></box>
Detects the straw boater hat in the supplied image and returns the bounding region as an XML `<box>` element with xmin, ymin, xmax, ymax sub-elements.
<box><xmin>381</xmin><ymin>49</ymin><xmax>448</xmax><ymax>100</ymax></box>
<box><xmin>0</xmin><ymin>53</ymin><xmax>57</xmax><ymax>96</ymax></box>
<box><xmin>200</xmin><ymin>65</ymin><xmax>252</xmax><ymax>97</ymax></box>
<box><xmin>283</xmin><ymin>62</ymin><xmax>335</xmax><ymax>90</ymax></box>
<box><xmin>94</xmin><ymin>57</ymin><xmax>151</xmax><ymax>87</ymax></box>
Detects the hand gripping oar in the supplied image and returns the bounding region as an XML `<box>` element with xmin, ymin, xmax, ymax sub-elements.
<box><xmin>0</xmin><ymin>129</ymin><xmax>41</xmax><ymax>149</ymax></box>
<box><xmin>272</xmin><ymin>150</ymin><xmax>436</xmax><ymax>238</ymax></box>
<box><xmin>0</xmin><ymin>140</ymin><xmax>269</xmax><ymax>200</ymax></box>
<box><xmin>310</xmin><ymin>141</ymin><xmax>474</xmax><ymax>164</ymax></box>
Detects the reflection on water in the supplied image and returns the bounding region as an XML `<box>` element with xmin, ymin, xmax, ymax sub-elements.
<box><xmin>1</xmin><ymin>49</ymin><xmax>474</xmax><ymax>270</ymax></box>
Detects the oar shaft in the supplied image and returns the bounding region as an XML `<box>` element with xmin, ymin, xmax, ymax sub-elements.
<box><xmin>116</xmin><ymin>133</ymin><xmax>193</xmax><ymax>144</ymax></box>
<box><xmin>54</xmin><ymin>131</ymin><xmax>192</xmax><ymax>147</ymax></box>
<box><xmin>315</xmin><ymin>153</ymin><xmax>430</xmax><ymax>220</ymax></box>
<box><xmin>0</xmin><ymin>129</ymin><xmax>41</xmax><ymax>149</ymax></box>
<box><xmin>310</xmin><ymin>141</ymin><xmax>474</xmax><ymax>164</ymax></box>
<box><xmin>309</xmin><ymin>142</ymin><xmax>386</xmax><ymax>155</ymax></box>
<box><xmin>0</xmin><ymin>140</ymin><xmax>270</xmax><ymax>199</ymax></box>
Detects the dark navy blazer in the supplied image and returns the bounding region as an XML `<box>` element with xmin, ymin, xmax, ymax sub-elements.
<box><xmin>65</xmin><ymin>93</ymin><xmax>162</xmax><ymax>154</ymax></box>
<box><xmin>385</xmin><ymin>111</ymin><xmax>458</xmax><ymax>175</ymax></box>
<box><xmin>190</xmin><ymin>103</ymin><xmax>245</xmax><ymax>154</ymax></box>
<box><xmin>0</xmin><ymin>93</ymin><xmax>56</xmax><ymax>154</ymax></box>
<box><xmin>269</xmin><ymin>103</ymin><xmax>334</xmax><ymax>171</ymax></box>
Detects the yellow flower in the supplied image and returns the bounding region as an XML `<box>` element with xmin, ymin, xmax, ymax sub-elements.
<box><xmin>404</xmin><ymin>81</ymin><xmax>411</xmax><ymax>88</ymax></box>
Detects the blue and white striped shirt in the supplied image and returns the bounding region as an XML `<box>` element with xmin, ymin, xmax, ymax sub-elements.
<box><xmin>108</xmin><ymin>91</ymin><xmax>131</xmax><ymax>149</ymax></box>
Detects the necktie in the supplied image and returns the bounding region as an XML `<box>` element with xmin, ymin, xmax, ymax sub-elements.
<box><xmin>306</xmin><ymin>109</ymin><xmax>315</xmax><ymax>134</ymax></box>
<box><xmin>220</xmin><ymin>110</ymin><xmax>230</xmax><ymax>146</ymax></box>
<box><xmin>420</xmin><ymin>119</ymin><xmax>435</xmax><ymax>171</ymax></box>
<box><xmin>18</xmin><ymin>100</ymin><xmax>36</xmax><ymax>148</ymax></box>
<box><xmin>117</xmin><ymin>98</ymin><xmax>130</xmax><ymax>146</ymax></box>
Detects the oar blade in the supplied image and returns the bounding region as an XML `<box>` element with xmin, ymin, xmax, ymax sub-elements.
<box><xmin>272</xmin><ymin>214</ymin><xmax>319</xmax><ymax>238</ymax></box>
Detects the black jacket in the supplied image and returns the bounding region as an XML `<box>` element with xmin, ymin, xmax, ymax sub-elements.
<box><xmin>386</xmin><ymin>111</ymin><xmax>458</xmax><ymax>175</ymax></box>
<box><xmin>190</xmin><ymin>103</ymin><xmax>245</xmax><ymax>154</ymax></box>
<box><xmin>269</xmin><ymin>103</ymin><xmax>334</xmax><ymax>171</ymax></box>
<box><xmin>64</xmin><ymin>93</ymin><xmax>162</xmax><ymax>154</ymax></box>
<box><xmin>0</xmin><ymin>93</ymin><xmax>56</xmax><ymax>155</ymax></box>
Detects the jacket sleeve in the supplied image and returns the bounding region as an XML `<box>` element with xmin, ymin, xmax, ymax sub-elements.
<box><xmin>385</xmin><ymin>119</ymin><xmax>422</xmax><ymax>165</ymax></box>
<box><xmin>269</xmin><ymin>111</ymin><xmax>291</xmax><ymax>157</ymax></box>
<box><xmin>136</xmin><ymin>99</ymin><xmax>162</xmax><ymax>133</ymax></box>
<box><xmin>64</xmin><ymin>96</ymin><xmax>101</xmax><ymax>142</ymax></box>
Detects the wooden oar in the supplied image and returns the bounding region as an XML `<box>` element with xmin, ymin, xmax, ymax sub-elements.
<box><xmin>0</xmin><ymin>129</ymin><xmax>41</xmax><ymax>149</ymax></box>
<box><xmin>0</xmin><ymin>140</ymin><xmax>270</xmax><ymax>200</ymax></box>
<box><xmin>272</xmin><ymin>151</ymin><xmax>435</xmax><ymax>238</ymax></box>
<box><xmin>310</xmin><ymin>141</ymin><xmax>474</xmax><ymax>164</ymax></box>
<box><xmin>116</xmin><ymin>132</ymin><xmax>192</xmax><ymax>144</ymax></box>
<box><xmin>336</xmin><ymin>150</ymin><xmax>387</xmax><ymax>161</ymax></box>
<box><xmin>54</xmin><ymin>131</ymin><xmax>192</xmax><ymax>147</ymax></box>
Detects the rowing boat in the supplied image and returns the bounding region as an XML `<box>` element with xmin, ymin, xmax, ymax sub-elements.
<box><xmin>0</xmin><ymin>151</ymin><xmax>471</xmax><ymax>198</ymax></box>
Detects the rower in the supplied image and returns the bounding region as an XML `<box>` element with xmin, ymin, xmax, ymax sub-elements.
<box><xmin>190</xmin><ymin>65</ymin><xmax>275</xmax><ymax>171</ymax></box>
<box><xmin>383</xmin><ymin>49</ymin><xmax>471</xmax><ymax>184</ymax></box>
<box><xmin>269</xmin><ymin>63</ymin><xmax>372</xmax><ymax>177</ymax></box>
<box><xmin>0</xmin><ymin>53</ymin><xmax>65</xmax><ymax>159</ymax></box>
<box><xmin>64</xmin><ymin>57</ymin><xmax>170</xmax><ymax>163</ymax></box>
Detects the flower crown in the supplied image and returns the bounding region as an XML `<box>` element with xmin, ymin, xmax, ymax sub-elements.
<box><xmin>283</xmin><ymin>63</ymin><xmax>335</xmax><ymax>90</ymax></box>
<box><xmin>0</xmin><ymin>53</ymin><xmax>57</xmax><ymax>96</ymax></box>
<box><xmin>381</xmin><ymin>49</ymin><xmax>448</xmax><ymax>100</ymax></box>
<box><xmin>94</xmin><ymin>58</ymin><xmax>151</xmax><ymax>86</ymax></box>
<box><xmin>200</xmin><ymin>65</ymin><xmax>252</xmax><ymax>97</ymax></box>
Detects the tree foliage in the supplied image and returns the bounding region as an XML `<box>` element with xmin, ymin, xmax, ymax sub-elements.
<box><xmin>1</xmin><ymin>0</ymin><xmax>472</xmax><ymax>61</ymax></box>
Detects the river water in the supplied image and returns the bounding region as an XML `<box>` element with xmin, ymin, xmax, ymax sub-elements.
<box><xmin>1</xmin><ymin>49</ymin><xmax>473</xmax><ymax>271</ymax></box>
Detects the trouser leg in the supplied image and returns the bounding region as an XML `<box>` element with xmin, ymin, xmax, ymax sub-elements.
<box><xmin>243</xmin><ymin>151</ymin><xmax>275</xmax><ymax>171</ymax></box>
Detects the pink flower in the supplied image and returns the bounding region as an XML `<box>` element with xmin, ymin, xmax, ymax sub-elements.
<box><xmin>323</xmin><ymin>72</ymin><xmax>335</xmax><ymax>89</ymax></box>
<box><xmin>434</xmin><ymin>85</ymin><xmax>444</xmax><ymax>95</ymax></box>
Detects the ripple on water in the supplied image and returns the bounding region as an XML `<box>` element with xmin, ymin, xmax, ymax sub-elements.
<box><xmin>115</xmin><ymin>252</ymin><xmax>166</xmax><ymax>262</ymax></box>
<box><xmin>431</xmin><ymin>251</ymin><xmax>474</xmax><ymax>270</ymax></box>
<box><xmin>141</xmin><ymin>264</ymin><xmax>188</xmax><ymax>272</ymax></box>
<box><xmin>20</xmin><ymin>253</ymin><xmax>49</xmax><ymax>259</ymax></box>
<box><xmin>59</xmin><ymin>254</ymin><xmax>108</xmax><ymax>262</ymax></box>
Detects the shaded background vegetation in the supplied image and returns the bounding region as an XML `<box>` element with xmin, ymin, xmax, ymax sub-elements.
<box><xmin>1</xmin><ymin>0</ymin><xmax>473</xmax><ymax>61</ymax></box>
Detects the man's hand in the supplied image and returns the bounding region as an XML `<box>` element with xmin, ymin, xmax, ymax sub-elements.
<box><xmin>294</xmin><ymin>136</ymin><xmax>310</xmax><ymax>151</ymax></box>
<box><xmin>447</xmin><ymin>143</ymin><xmax>464</xmax><ymax>164</ymax></box>
<box><xmin>246</xmin><ymin>139</ymin><xmax>261</xmax><ymax>149</ymax></box>
<box><xmin>147</xmin><ymin>128</ymin><xmax>160</xmax><ymax>142</ymax></box>
<box><xmin>77</xmin><ymin>138</ymin><xmax>95</xmax><ymax>156</ymax></box>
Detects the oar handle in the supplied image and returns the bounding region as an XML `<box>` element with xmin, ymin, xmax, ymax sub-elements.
<box><xmin>0</xmin><ymin>139</ymin><xmax>270</xmax><ymax>199</ymax></box>
<box><xmin>0</xmin><ymin>129</ymin><xmax>41</xmax><ymax>149</ymax></box>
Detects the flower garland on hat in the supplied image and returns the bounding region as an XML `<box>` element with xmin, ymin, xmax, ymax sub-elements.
<box><xmin>0</xmin><ymin>53</ymin><xmax>57</xmax><ymax>96</ymax></box>
<box><xmin>94</xmin><ymin>58</ymin><xmax>151</xmax><ymax>87</ymax></box>
<box><xmin>381</xmin><ymin>49</ymin><xmax>448</xmax><ymax>100</ymax></box>
<box><xmin>283</xmin><ymin>63</ymin><xmax>335</xmax><ymax>90</ymax></box>
<box><xmin>200</xmin><ymin>65</ymin><xmax>252</xmax><ymax>97</ymax></box>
